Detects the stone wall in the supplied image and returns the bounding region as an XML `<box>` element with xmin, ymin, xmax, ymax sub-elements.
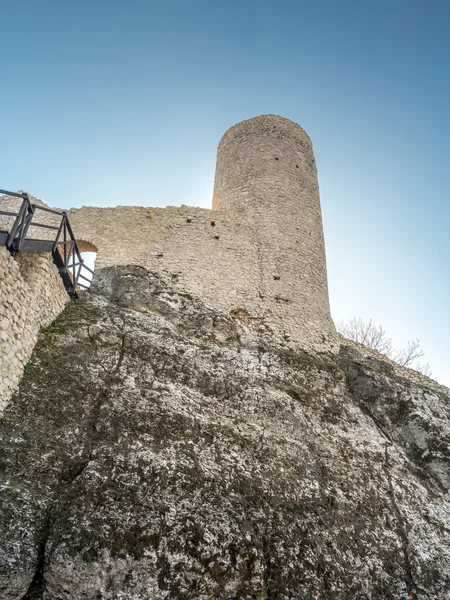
<box><xmin>0</xmin><ymin>193</ymin><xmax>71</xmax><ymax>408</ymax></box>
<box><xmin>0</xmin><ymin>246</ymin><xmax>68</xmax><ymax>409</ymax></box>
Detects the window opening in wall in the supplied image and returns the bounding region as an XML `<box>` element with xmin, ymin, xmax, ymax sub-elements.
<box><xmin>68</xmin><ymin>252</ymin><xmax>97</xmax><ymax>289</ymax></box>
<box><xmin>66</xmin><ymin>240</ymin><xmax>98</xmax><ymax>290</ymax></box>
<box><xmin>81</xmin><ymin>252</ymin><xmax>96</xmax><ymax>287</ymax></box>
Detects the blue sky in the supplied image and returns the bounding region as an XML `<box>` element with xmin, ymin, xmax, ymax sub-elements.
<box><xmin>1</xmin><ymin>0</ymin><xmax>449</xmax><ymax>385</ymax></box>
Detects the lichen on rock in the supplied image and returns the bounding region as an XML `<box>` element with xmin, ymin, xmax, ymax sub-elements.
<box><xmin>0</xmin><ymin>266</ymin><xmax>449</xmax><ymax>599</ymax></box>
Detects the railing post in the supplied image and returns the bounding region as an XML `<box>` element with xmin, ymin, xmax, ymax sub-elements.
<box><xmin>63</xmin><ymin>218</ymin><xmax>67</xmax><ymax>268</ymax></box>
<box><xmin>6</xmin><ymin>198</ymin><xmax>27</xmax><ymax>249</ymax></box>
<box><xmin>16</xmin><ymin>195</ymin><xmax>35</xmax><ymax>252</ymax></box>
<box><xmin>52</xmin><ymin>213</ymin><xmax>66</xmax><ymax>252</ymax></box>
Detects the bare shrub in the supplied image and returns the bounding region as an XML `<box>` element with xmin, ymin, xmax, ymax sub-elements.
<box><xmin>337</xmin><ymin>317</ymin><xmax>433</xmax><ymax>377</ymax></box>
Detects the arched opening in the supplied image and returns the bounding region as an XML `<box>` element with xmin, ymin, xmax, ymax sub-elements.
<box><xmin>74</xmin><ymin>240</ymin><xmax>98</xmax><ymax>289</ymax></box>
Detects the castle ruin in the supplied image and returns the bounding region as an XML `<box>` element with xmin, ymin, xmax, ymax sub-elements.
<box><xmin>0</xmin><ymin>114</ymin><xmax>338</xmax><ymax>407</ymax></box>
<box><xmin>69</xmin><ymin>115</ymin><xmax>338</xmax><ymax>353</ymax></box>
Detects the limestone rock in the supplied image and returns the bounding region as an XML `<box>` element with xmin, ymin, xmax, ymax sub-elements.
<box><xmin>0</xmin><ymin>266</ymin><xmax>449</xmax><ymax>599</ymax></box>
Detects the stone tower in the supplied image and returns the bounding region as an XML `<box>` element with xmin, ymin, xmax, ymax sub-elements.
<box><xmin>212</xmin><ymin>114</ymin><xmax>337</xmax><ymax>353</ymax></box>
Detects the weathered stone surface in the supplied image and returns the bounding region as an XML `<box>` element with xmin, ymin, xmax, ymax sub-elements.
<box><xmin>0</xmin><ymin>266</ymin><xmax>449</xmax><ymax>599</ymax></box>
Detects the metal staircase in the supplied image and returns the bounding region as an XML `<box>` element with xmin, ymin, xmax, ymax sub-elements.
<box><xmin>0</xmin><ymin>189</ymin><xmax>94</xmax><ymax>296</ymax></box>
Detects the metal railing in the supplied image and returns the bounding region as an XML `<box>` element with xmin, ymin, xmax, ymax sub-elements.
<box><xmin>0</xmin><ymin>189</ymin><xmax>94</xmax><ymax>295</ymax></box>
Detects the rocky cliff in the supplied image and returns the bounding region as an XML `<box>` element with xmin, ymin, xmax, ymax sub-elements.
<box><xmin>0</xmin><ymin>266</ymin><xmax>449</xmax><ymax>599</ymax></box>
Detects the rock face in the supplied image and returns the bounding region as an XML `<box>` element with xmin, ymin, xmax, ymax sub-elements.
<box><xmin>0</xmin><ymin>266</ymin><xmax>449</xmax><ymax>600</ymax></box>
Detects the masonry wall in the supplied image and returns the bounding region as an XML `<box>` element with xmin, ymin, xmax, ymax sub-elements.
<box><xmin>0</xmin><ymin>246</ymin><xmax>68</xmax><ymax>409</ymax></box>
<box><xmin>68</xmin><ymin>204</ymin><xmax>268</xmax><ymax>332</ymax></box>
<box><xmin>68</xmin><ymin>201</ymin><xmax>337</xmax><ymax>353</ymax></box>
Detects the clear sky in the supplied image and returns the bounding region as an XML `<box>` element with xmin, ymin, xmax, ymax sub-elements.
<box><xmin>1</xmin><ymin>0</ymin><xmax>449</xmax><ymax>385</ymax></box>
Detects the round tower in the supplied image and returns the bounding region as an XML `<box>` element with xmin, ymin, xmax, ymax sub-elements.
<box><xmin>212</xmin><ymin>114</ymin><xmax>337</xmax><ymax>353</ymax></box>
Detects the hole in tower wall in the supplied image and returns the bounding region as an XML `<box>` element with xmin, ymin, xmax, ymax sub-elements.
<box><xmin>211</xmin><ymin>221</ymin><xmax>216</xmax><ymax>227</ymax></box>
<box><xmin>275</xmin><ymin>157</ymin><xmax>279</xmax><ymax>161</ymax></box>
